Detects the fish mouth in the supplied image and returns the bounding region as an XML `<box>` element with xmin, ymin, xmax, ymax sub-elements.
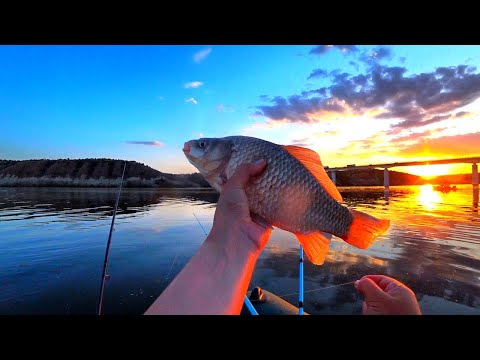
<box><xmin>182</xmin><ymin>141</ymin><xmax>191</xmax><ymax>154</ymax></box>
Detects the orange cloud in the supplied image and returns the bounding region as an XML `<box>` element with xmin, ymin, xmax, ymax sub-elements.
<box><xmin>395</xmin><ymin>132</ymin><xmax>480</xmax><ymax>157</ymax></box>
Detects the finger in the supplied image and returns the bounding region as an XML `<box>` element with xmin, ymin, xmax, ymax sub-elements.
<box><xmin>363</xmin><ymin>275</ymin><xmax>403</xmax><ymax>291</ymax></box>
<box><xmin>356</xmin><ymin>278</ymin><xmax>388</xmax><ymax>300</ymax></box>
<box><xmin>362</xmin><ymin>301</ymin><xmax>368</xmax><ymax>315</ymax></box>
<box><xmin>225</xmin><ymin>160</ymin><xmax>267</xmax><ymax>190</ymax></box>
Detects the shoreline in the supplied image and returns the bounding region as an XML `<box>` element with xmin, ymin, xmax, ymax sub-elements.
<box><xmin>0</xmin><ymin>185</ymin><xmax>213</xmax><ymax>190</ymax></box>
<box><xmin>0</xmin><ymin>184</ymin><xmax>475</xmax><ymax>190</ymax></box>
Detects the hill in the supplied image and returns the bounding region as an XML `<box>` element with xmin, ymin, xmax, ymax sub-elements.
<box><xmin>334</xmin><ymin>169</ymin><xmax>473</xmax><ymax>186</ymax></box>
<box><xmin>428</xmin><ymin>173</ymin><xmax>472</xmax><ymax>185</ymax></box>
<box><xmin>335</xmin><ymin>168</ymin><xmax>424</xmax><ymax>186</ymax></box>
<box><xmin>0</xmin><ymin>158</ymin><xmax>474</xmax><ymax>188</ymax></box>
<box><xmin>0</xmin><ymin>159</ymin><xmax>209</xmax><ymax>188</ymax></box>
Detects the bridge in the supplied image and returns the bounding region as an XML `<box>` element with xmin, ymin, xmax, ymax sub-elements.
<box><xmin>325</xmin><ymin>157</ymin><xmax>480</xmax><ymax>188</ymax></box>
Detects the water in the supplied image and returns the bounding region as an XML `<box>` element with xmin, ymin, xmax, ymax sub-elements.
<box><xmin>0</xmin><ymin>185</ymin><xmax>479</xmax><ymax>315</ymax></box>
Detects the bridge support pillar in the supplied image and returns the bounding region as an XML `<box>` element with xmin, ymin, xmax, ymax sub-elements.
<box><xmin>330</xmin><ymin>171</ymin><xmax>336</xmax><ymax>185</ymax></box>
<box><xmin>384</xmin><ymin>168</ymin><xmax>389</xmax><ymax>189</ymax></box>
<box><xmin>473</xmin><ymin>163</ymin><xmax>479</xmax><ymax>186</ymax></box>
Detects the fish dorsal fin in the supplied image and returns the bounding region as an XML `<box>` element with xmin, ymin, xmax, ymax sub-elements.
<box><xmin>281</xmin><ymin>145</ymin><xmax>342</xmax><ymax>202</ymax></box>
<box><xmin>295</xmin><ymin>232</ymin><xmax>332</xmax><ymax>265</ymax></box>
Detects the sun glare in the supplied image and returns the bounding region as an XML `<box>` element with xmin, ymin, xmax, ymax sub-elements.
<box><xmin>417</xmin><ymin>185</ymin><xmax>441</xmax><ymax>210</ymax></box>
<box><xmin>405</xmin><ymin>164</ymin><xmax>453</xmax><ymax>178</ymax></box>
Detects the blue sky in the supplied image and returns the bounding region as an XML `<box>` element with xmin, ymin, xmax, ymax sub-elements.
<box><xmin>1</xmin><ymin>45</ymin><xmax>479</xmax><ymax>175</ymax></box>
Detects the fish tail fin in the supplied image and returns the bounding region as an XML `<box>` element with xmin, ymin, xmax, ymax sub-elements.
<box><xmin>341</xmin><ymin>209</ymin><xmax>390</xmax><ymax>249</ymax></box>
<box><xmin>295</xmin><ymin>232</ymin><xmax>332</xmax><ymax>265</ymax></box>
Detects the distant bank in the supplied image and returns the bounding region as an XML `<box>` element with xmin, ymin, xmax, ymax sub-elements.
<box><xmin>0</xmin><ymin>159</ymin><xmax>209</xmax><ymax>188</ymax></box>
<box><xmin>0</xmin><ymin>159</ymin><xmax>473</xmax><ymax>188</ymax></box>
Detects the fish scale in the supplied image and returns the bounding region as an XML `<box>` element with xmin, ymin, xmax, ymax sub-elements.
<box><xmin>224</xmin><ymin>136</ymin><xmax>352</xmax><ymax>236</ymax></box>
<box><xmin>184</xmin><ymin>135</ymin><xmax>390</xmax><ymax>265</ymax></box>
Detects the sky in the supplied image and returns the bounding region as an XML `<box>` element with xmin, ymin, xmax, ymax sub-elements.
<box><xmin>1</xmin><ymin>45</ymin><xmax>480</xmax><ymax>176</ymax></box>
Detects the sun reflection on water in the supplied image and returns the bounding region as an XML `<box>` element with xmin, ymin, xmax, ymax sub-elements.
<box><xmin>417</xmin><ymin>185</ymin><xmax>441</xmax><ymax>210</ymax></box>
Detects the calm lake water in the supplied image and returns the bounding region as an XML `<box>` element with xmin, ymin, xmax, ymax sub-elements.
<box><xmin>1</xmin><ymin>185</ymin><xmax>479</xmax><ymax>315</ymax></box>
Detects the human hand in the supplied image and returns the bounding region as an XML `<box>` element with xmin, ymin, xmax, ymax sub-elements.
<box><xmin>355</xmin><ymin>275</ymin><xmax>421</xmax><ymax>315</ymax></box>
<box><xmin>210</xmin><ymin>159</ymin><xmax>272</xmax><ymax>255</ymax></box>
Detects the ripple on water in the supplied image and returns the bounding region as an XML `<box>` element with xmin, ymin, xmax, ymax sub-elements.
<box><xmin>0</xmin><ymin>185</ymin><xmax>479</xmax><ymax>314</ymax></box>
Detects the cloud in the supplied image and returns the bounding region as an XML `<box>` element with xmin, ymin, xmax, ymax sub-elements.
<box><xmin>309</xmin><ymin>45</ymin><xmax>358</xmax><ymax>56</ymax></box>
<box><xmin>307</xmin><ymin>69</ymin><xmax>328</xmax><ymax>80</ymax></box>
<box><xmin>289</xmin><ymin>143</ymin><xmax>311</xmax><ymax>148</ymax></box>
<box><xmin>259</xmin><ymin>95</ymin><xmax>270</xmax><ymax>101</ymax></box>
<box><xmin>255</xmin><ymin>64</ymin><xmax>480</xmax><ymax>130</ymax></box>
<box><xmin>126</xmin><ymin>141</ymin><xmax>164</xmax><ymax>147</ymax></box>
<box><xmin>186</xmin><ymin>97</ymin><xmax>198</xmax><ymax>105</ymax></box>
<box><xmin>184</xmin><ymin>81</ymin><xmax>203</xmax><ymax>89</ymax></box>
<box><xmin>289</xmin><ymin>137</ymin><xmax>313</xmax><ymax>147</ymax></box>
<box><xmin>390</xmin><ymin>129</ymin><xmax>437</xmax><ymax>143</ymax></box>
<box><xmin>309</xmin><ymin>45</ymin><xmax>392</xmax><ymax>68</ymax></box>
<box><xmin>349</xmin><ymin>61</ymin><xmax>360</xmax><ymax>71</ymax></box>
<box><xmin>396</xmin><ymin>132</ymin><xmax>480</xmax><ymax>157</ymax></box>
<box><xmin>193</xmin><ymin>48</ymin><xmax>212</xmax><ymax>63</ymax></box>
<box><xmin>455</xmin><ymin>111</ymin><xmax>471</xmax><ymax>118</ymax></box>
<box><xmin>242</xmin><ymin>119</ymin><xmax>288</xmax><ymax>132</ymax></box>
<box><xmin>357</xmin><ymin>47</ymin><xmax>393</xmax><ymax>67</ymax></box>
<box><xmin>157</xmin><ymin>96</ymin><xmax>165</xmax><ymax>101</ymax></box>
<box><xmin>216</xmin><ymin>104</ymin><xmax>234</xmax><ymax>112</ymax></box>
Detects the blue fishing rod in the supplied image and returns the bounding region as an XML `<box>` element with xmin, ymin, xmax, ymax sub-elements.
<box><xmin>299</xmin><ymin>245</ymin><xmax>304</xmax><ymax>315</ymax></box>
<box><xmin>96</xmin><ymin>161</ymin><xmax>127</xmax><ymax>315</ymax></box>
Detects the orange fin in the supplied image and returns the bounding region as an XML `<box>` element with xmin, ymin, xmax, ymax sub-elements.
<box><xmin>281</xmin><ymin>145</ymin><xmax>342</xmax><ymax>202</ymax></box>
<box><xmin>341</xmin><ymin>209</ymin><xmax>390</xmax><ymax>249</ymax></box>
<box><xmin>295</xmin><ymin>232</ymin><xmax>332</xmax><ymax>265</ymax></box>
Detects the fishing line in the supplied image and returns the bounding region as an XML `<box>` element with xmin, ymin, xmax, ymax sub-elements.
<box><xmin>193</xmin><ymin>212</ymin><xmax>208</xmax><ymax>236</ymax></box>
<box><xmin>278</xmin><ymin>280</ymin><xmax>357</xmax><ymax>298</ymax></box>
<box><xmin>280</xmin><ymin>280</ymin><xmax>362</xmax><ymax>315</ymax></box>
<box><xmin>165</xmin><ymin>212</ymin><xmax>207</xmax><ymax>282</ymax></box>
<box><xmin>163</xmin><ymin>212</ymin><xmax>206</xmax><ymax>281</ymax></box>
<box><xmin>352</xmin><ymin>291</ymin><xmax>361</xmax><ymax>314</ymax></box>
<box><xmin>164</xmin><ymin>253</ymin><xmax>178</xmax><ymax>281</ymax></box>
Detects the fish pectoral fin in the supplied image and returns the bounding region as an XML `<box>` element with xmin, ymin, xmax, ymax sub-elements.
<box><xmin>295</xmin><ymin>232</ymin><xmax>332</xmax><ymax>265</ymax></box>
<box><xmin>281</xmin><ymin>145</ymin><xmax>342</xmax><ymax>202</ymax></box>
<box><xmin>251</xmin><ymin>213</ymin><xmax>274</xmax><ymax>229</ymax></box>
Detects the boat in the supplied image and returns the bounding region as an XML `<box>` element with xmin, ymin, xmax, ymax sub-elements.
<box><xmin>241</xmin><ymin>287</ymin><xmax>307</xmax><ymax>315</ymax></box>
<box><xmin>433</xmin><ymin>184</ymin><xmax>457</xmax><ymax>192</ymax></box>
<box><xmin>241</xmin><ymin>246</ymin><xmax>309</xmax><ymax>315</ymax></box>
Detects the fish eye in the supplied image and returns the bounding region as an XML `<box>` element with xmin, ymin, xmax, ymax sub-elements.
<box><xmin>199</xmin><ymin>141</ymin><xmax>207</xmax><ymax>148</ymax></box>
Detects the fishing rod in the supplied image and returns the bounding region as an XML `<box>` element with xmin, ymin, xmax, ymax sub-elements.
<box><xmin>96</xmin><ymin>161</ymin><xmax>127</xmax><ymax>315</ymax></box>
<box><xmin>299</xmin><ymin>245</ymin><xmax>304</xmax><ymax>315</ymax></box>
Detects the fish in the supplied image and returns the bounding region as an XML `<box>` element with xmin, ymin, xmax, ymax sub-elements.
<box><xmin>182</xmin><ymin>135</ymin><xmax>390</xmax><ymax>265</ymax></box>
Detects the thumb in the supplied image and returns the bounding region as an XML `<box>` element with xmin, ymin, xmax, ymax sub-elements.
<box><xmin>225</xmin><ymin>159</ymin><xmax>267</xmax><ymax>190</ymax></box>
<box><xmin>356</xmin><ymin>278</ymin><xmax>389</xmax><ymax>300</ymax></box>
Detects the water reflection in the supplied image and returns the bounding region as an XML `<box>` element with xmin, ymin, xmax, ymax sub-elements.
<box><xmin>0</xmin><ymin>185</ymin><xmax>479</xmax><ymax>315</ymax></box>
<box><xmin>0</xmin><ymin>187</ymin><xmax>219</xmax><ymax>224</ymax></box>
<box><xmin>416</xmin><ymin>185</ymin><xmax>441</xmax><ymax>210</ymax></box>
<box><xmin>474</xmin><ymin>186</ymin><xmax>479</xmax><ymax>212</ymax></box>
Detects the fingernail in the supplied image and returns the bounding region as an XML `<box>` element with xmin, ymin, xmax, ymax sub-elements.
<box><xmin>254</xmin><ymin>159</ymin><xmax>266</xmax><ymax>166</ymax></box>
<box><xmin>354</xmin><ymin>280</ymin><xmax>359</xmax><ymax>288</ymax></box>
